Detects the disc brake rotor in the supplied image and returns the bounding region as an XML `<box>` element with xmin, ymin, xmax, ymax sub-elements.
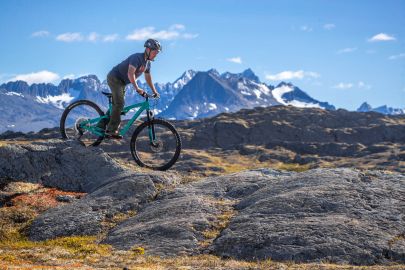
<box><xmin>150</xmin><ymin>140</ymin><xmax>163</xmax><ymax>153</ymax></box>
<box><xmin>74</xmin><ymin>117</ymin><xmax>90</xmax><ymax>136</ymax></box>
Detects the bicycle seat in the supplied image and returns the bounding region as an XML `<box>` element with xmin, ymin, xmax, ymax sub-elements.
<box><xmin>102</xmin><ymin>91</ymin><xmax>113</xmax><ymax>98</ymax></box>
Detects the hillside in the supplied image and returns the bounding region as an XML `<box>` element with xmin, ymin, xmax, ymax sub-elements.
<box><xmin>0</xmin><ymin>140</ymin><xmax>404</xmax><ymax>268</ymax></box>
<box><xmin>0</xmin><ymin>105</ymin><xmax>404</xmax><ymax>268</ymax></box>
<box><xmin>3</xmin><ymin>105</ymin><xmax>404</xmax><ymax>175</ymax></box>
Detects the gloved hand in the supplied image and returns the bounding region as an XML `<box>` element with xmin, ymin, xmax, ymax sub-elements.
<box><xmin>136</xmin><ymin>88</ymin><xmax>147</xmax><ymax>97</ymax></box>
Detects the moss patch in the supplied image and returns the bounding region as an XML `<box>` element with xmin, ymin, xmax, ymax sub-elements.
<box><xmin>199</xmin><ymin>197</ymin><xmax>237</xmax><ymax>248</ymax></box>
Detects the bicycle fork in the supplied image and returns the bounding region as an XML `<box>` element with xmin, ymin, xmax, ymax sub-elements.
<box><xmin>146</xmin><ymin>109</ymin><xmax>157</xmax><ymax>146</ymax></box>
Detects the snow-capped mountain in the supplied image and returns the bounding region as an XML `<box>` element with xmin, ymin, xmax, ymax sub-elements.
<box><xmin>0</xmin><ymin>80</ymin><xmax>61</xmax><ymax>97</ymax></box>
<box><xmin>159</xmin><ymin>69</ymin><xmax>281</xmax><ymax>119</ymax></box>
<box><xmin>221</xmin><ymin>68</ymin><xmax>260</xmax><ymax>83</ymax></box>
<box><xmin>357</xmin><ymin>102</ymin><xmax>405</xmax><ymax>115</ymax></box>
<box><xmin>0</xmin><ymin>80</ymin><xmax>72</xmax><ymax>109</ymax></box>
<box><xmin>159</xmin><ymin>69</ymin><xmax>334</xmax><ymax>120</ymax></box>
<box><xmin>272</xmin><ymin>82</ymin><xmax>335</xmax><ymax>110</ymax></box>
<box><xmin>173</xmin><ymin>69</ymin><xmax>197</xmax><ymax>89</ymax></box>
<box><xmin>357</xmin><ymin>102</ymin><xmax>373</xmax><ymax>112</ymax></box>
<box><xmin>4</xmin><ymin>67</ymin><xmax>398</xmax><ymax>133</ymax></box>
<box><xmin>0</xmin><ymin>88</ymin><xmax>63</xmax><ymax>133</ymax></box>
<box><xmin>0</xmin><ymin>76</ymin><xmax>106</xmax><ymax>133</ymax></box>
<box><xmin>36</xmin><ymin>93</ymin><xmax>75</xmax><ymax>110</ymax></box>
<box><xmin>0</xmin><ymin>71</ymin><xmax>199</xmax><ymax>132</ymax></box>
<box><xmin>63</xmin><ymin>75</ymin><xmax>107</xmax><ymax>109</ymax></box>
<box><xmin>113</xmin><ymin>69</ymin><xmax>197</xmax><ymax>115</ymax></box>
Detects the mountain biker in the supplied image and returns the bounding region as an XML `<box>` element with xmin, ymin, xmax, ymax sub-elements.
<box><xmin>104</xmin><ymin>38</ymin><xmax>161</xmax><ymax>139</ymax></box>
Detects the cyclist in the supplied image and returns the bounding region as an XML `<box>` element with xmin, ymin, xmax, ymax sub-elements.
<box><xmin>104</xmin><ymin>38</ymin><xmax>161</xmax><ymax>139</ymax></box>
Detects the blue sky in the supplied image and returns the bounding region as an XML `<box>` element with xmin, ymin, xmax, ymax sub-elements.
<box><xmin>0</xmin><ymin>0</ymin><xmax>404</xmax><ymax>110</ymax></box>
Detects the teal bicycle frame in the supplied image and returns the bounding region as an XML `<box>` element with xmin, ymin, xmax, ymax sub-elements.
<box><xmin>78</xmin><ymin>99</ymin><xmax>152</xmax><ymax>138</ymax></box>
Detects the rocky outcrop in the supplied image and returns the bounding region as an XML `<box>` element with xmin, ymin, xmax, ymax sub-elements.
<box><xmin>102</xmin><ymin>170</ymin><xmax>284</xmax><ymax>256</ymax></box>
<box><xmin>0</xmin><ymin>140</ymin><xmax>180</xmax><ymax>241</ymax></box>
<box><xmin>185</xmin><ymin>106</ymin><xmax>405</xmax><ymax>150</ymax></box>
<box><xmin>104</xmin><ymin>168</ymin><xmax>405</xmax><ymax>265</ymax></box>
<box><xmin>28</xmin><ymin>174</ymin><xmax>158</xmax><ymax>241</ymax></box>
<box><xmin>0</xmin><ymin>139</ymin><xmax>179</xmax><ymax>193</ymax></box>
<box><xmin>0</xmin><ymin>139</ymin><xmax>123</xmax><ymax>192</ymax></box>
<box><xmin>1</xmin><ymin>140</ymin><xmax>404</xmax><ymax>265</ymax></box>
<box><xmin>212</xmin><ymin>169</ymin><xmax>405</xmax><ymax>265</ymax></box>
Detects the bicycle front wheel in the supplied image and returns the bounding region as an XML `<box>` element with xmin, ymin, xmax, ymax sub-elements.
<box><xmin>130</xmin><ymin>118</ymin><xmax>181</xmax><ymax>171</ymax></box>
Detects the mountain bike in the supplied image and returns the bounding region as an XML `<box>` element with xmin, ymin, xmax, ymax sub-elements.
<box><xmin>60</xmin><ymin>91</ymin><xmax>181</xmax><ymax>171</ymax></box>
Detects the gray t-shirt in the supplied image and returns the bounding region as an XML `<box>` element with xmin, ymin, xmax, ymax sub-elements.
<box><xmin>110</xmin><ymin>53</ymin><xmax>151</xmax><ymax>85</ymax></box>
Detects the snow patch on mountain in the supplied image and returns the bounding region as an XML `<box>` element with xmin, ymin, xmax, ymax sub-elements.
<box><xmin>238</xmin><ymin>82</ymin><xmax>252</xmax><ymax>95</ymax></box>
<box><xmin>272</xmin><ymin>85</ymin><xmax>294</xmax><ymax>105</ymax></box>
<box><xmin>205</xmin><ymin>102</ymin><xmax>217</xmax><ymax>110</ymax></box>
<box><xmin>173</xmin><ymin>70</ymin><xmax>196</xmax><ymax>89</ymax></box>
<box><xmin>272</xmin><ymin>85</ymin><xmax>323</xmax><ymax>108</ymax></box>
<box><xmin>5</xmin><ymin>91</ymin><xmax>24</xmax><ymax>97</ymax></box>
<box><xmin>36</xmin><ymin>93</ymin><xmax>75</xmax><ymax>109</ymax></box>
<box><xmin>257</xmin><ymin>83</ymin><xmax>271</xmax><ymax>95</ymax></box>
<box><xmin>253</xmin><ymin>89</ymin><xmax>262</xmax><ymax>99</ymax></box>
<box><xmin>237</xmin><ymin>81</ymin><xmax>271</xmax><ymax>99</ymax></box>
<box><xmin>288</xmin><ymin>100</ymin><xmax>322</xmax><ymax>109</ymax></box>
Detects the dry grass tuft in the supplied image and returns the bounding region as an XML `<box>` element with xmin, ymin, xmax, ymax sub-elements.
<box><xmin>276</xmin><ymin>162</ymin><xmax>311</xmax><ymax>172</ymax></box>
<box><xmin>199</xmin><ymin>197</ymin><xmax>237</xmax><ymax>248</ymax></box>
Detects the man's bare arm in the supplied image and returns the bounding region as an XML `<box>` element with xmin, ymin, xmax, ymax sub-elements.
<box><xmin>144</xmin><ymin>72</ymin><xmax>159</xmax><ymax>95</ymax></box>
<box><xmin>127</xmin><ymin>64</ymin><xmax>144</xmax><ymax>95</ymax></box>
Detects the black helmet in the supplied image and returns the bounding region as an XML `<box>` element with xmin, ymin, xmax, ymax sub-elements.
<box><xmin>144</xmin><ymin>39</ymin><xmax>162</xmax><ymax>52</ymax></box>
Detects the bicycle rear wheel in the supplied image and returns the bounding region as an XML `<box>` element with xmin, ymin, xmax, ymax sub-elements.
<box><xmin>130</xmin><ymin>118</ymin><xmax>181</xmax><ymax>171</ymax></box>
<box><xmin>60</xmin><ymin>100</ymin><xmax>106</xmax><ymax>147</ymax></box>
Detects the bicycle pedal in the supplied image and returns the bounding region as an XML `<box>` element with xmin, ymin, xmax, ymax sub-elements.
<box><xmin>104</xmin><ymin>134</ymin><xmax>123</xmax><ymax>140</ymax></box>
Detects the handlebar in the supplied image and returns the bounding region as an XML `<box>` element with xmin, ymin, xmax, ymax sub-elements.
<box><xmin>140</xmin><ymin>92</ymin><xmax>159</xmax><ymax>99</ymax></box>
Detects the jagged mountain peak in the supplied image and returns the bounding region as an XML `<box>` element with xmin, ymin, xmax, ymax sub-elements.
<box><xmin>357</xmin><ymin>102</ymin><xmax>373</xmax><ymax>112</ymax></box>
<box><xmin>207</xmin><ymin>68</ymin><xmax>220</xmax><ymax>77</ymax></box>
<box><xmin>358</xmin><ymin>102</ymin><xmax>405</xmax><ymax>115</ymax></box>
<box><xmin>220</xmin><ymin>68</ymin><xmax>260</xmax><ymax>83</ymax></box>
<box><xmin>183</xmin><ymin>69</ymin><xmax>197</xmax><ymax>77</ymax></box>
<box><xmin>160</xmin><ymin>68</ymin><xmax>280</xmax><ymax>120</ymax></box>
<box><xmin>0</xmin><ymin>80</ymin><xmax>60</xmax><ymax>97</ymax></box>
<box><xmin>241</xmin><ymin>68</ymin><xmax>260</xmax><ymax>82</ymax></box>
<box><xmin>276</xmin><ymin>81</ymin><xmax>294</xmax><ymax>88</ymax></box>
<box><xmin>272</xmin><ymin>82</ymin><xmax>335</xmax><ymax>110</ymax></box>
<box><xmin>0</xmin><ymin>80</ymin><xmax>30</xmax><ymax>90</ymax></box>
<box><xmin>76</xmin><ymin>74</ymin><xmax>100</xmax><ymax>84</ymax></box>
<box><xmin>172</xmin><ymin>69</ymin><xmax>197</xmax><ymax>89</ymax></box>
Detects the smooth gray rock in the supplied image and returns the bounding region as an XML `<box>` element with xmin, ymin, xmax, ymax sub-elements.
<box><xmin>0</xmin><ymin>139</ymin><xmax>180</xmax><ymax>193</ymax></box>
<box><xmin>103</xmin><ymin>195</ymin><xmax>225</xmax><ymax>256</ymax></box>
<box><xmin>102</xmin><ymin>169</ymin><xmax>292</xmax><ymax>256</ymax></box>
<box><xmin>28</xmin><ymin>169</ymin><xmax>180</xmax><ymax>241</ymax></box>
<box><xmin>55</xmin><ymin>195</ymin><xmax>76</xmax><ymax>203</ymax></box>
<box><xmin>103</xmin><ymin>168</ymin><xmax>404</xmax><ymax>265</ymax></box>
<box><xmin>212</xmin><ymin>169</ymin><xmax>405</xmax><ymax>265</ymax></box>
<box><xmin>28</xmin><ymin>176</ymin><xmax>159</xmax><ymax>241</ymax></box>
<box><xmin>0</xmin><ymin>139</ymin><xmax>124</xmax><ymax>192</ymax></box>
